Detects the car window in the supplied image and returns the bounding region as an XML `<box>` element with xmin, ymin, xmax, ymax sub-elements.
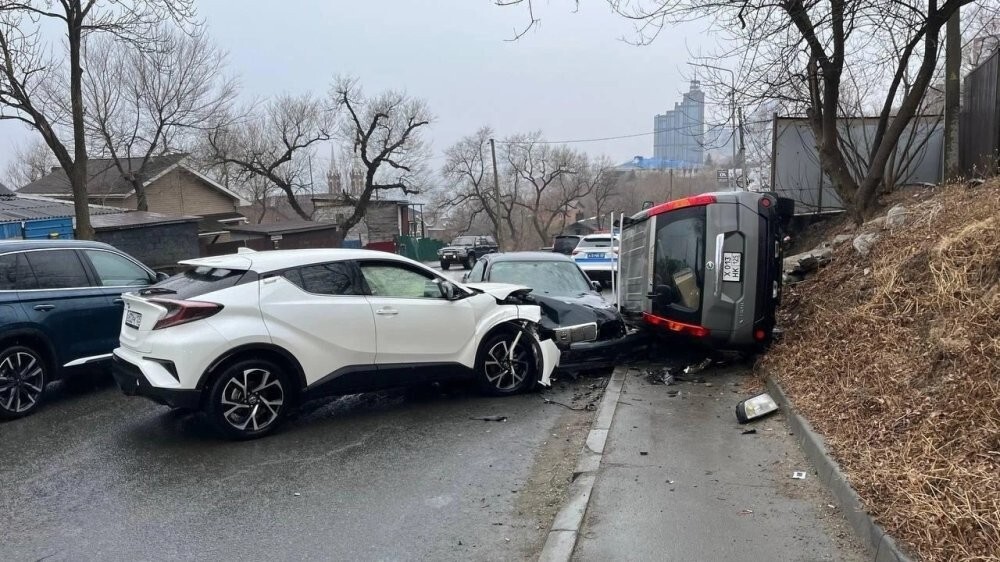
<box><xmin>577</xmin><ymin>237</ymin><xmax>617</xmax><ymax>249</ymax></box>
<box><xmin>553</xmin><ymin>236</ymin><xmax>581</xmax><ymax>253</ymax></box>
<box><xmin>84</xmin><ymin>250</ymin><xmax>152</xmax><ymax>287</ymax></box>
<box><xmin>450</xmin><ymin>236</ymin><xmax>476</xmax><ymax>246</ymax></box>
<box><xmin>283</xmin><ymin>262</ymin><xmax>359</xmax><ymax>295</ymax></box>
<box><xmin>0</xmin><ymin>253</ymin><xmax>37</xmax><ymax>291</ymax></box>
<box><xmin>24</xmin><ymin>250</ymin><xmax>91</xmax><ymax>290</ymax></box>
<box><xmin>360</xmin><ymin>263</ymin><xmax>444</xmax><ymax>299</ymax></box>
<box><xmin>487</xmin><ymin>261</ymin><xmax>592</xmax><ymax>296</ymax></box>
<box><xmin>154</xmin><ymin>266</ymin><xmax>253</xmax><ymax>299</ymax></box>
<box><xmin>468</xmin><ymin>259</ymin><xmax>486</xmax><ymax>282</ymax></box>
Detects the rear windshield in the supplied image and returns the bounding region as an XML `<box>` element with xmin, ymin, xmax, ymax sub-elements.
<box><xmin>148</xmin><ymin>266</ymin><xmax>255</xmax><ymax>299</ymax></box>
<box><xmin>553</xmin><ymin>236</ymin><xmax>581</xmax><ymax>253</ymax></box>
<box><xmin>577</xmin><ymin>237</ymin><xmax>616</xmax><ymax>249</ymax></box>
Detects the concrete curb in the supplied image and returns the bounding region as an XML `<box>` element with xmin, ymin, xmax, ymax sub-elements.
<box><xmin>763</xmin><ymin>373</ymin><xmax>914</xmax><ymax>562</ymax></box>
<box><xmin>538</xmin><ymin>366</ymin><xmax>627</xmax><ymax>562</ymax></box>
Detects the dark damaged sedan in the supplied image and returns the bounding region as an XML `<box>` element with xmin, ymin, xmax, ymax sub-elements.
<box><xmin>463</xmin><ymin>252</ymin><xmax>631</xmax><ymax>373</ymax></box>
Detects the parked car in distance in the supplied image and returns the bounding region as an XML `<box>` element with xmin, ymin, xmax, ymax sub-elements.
<box><xmin>437</xmin><ymin>235</ymin><xmax>498</xmax><ymax>270</ymax></box>
<box><xmin>0</xmin><ymin>240</ymin><xmax>165</xmax><ymax>420</ymax></box>
<box><xmin>552</xmin><ymin>234</ymin><xmax>583</xmax><ymax>255</ymax></box>
<box><xmin>112</xmin><ymin>248</ymin><xmax>560</xmax><ymax>439</ymax></box>
<box><xmin>463</xmin><ymin>252</ymin><xmax>629</xmax><ymax>373</ymax></box>
<box><xmin>572</xmin><ymin>234</ymin><xmax>619</xmax><ymax>287</ymax></box>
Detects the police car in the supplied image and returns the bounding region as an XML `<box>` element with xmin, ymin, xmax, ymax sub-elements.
<box><xmin>572</xmin><ymin>233</ymin><xmax>619</xmax><ymax>288</ymax></box>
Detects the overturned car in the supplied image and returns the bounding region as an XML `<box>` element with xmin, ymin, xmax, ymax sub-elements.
<box><xmin>463</xmin><ymin>252</ymin><xmax>634</xmax><ymax>373</ymax></box>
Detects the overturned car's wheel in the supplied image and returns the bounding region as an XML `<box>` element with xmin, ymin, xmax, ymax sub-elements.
<box><xmin>0</xmin><ymin>345</ymin><xmax>47</xmax><ymax>420</ymax></box>
<box><xmin>476</xmin><ymin>332</ymin><xmax>537</xmax><ymax>396</ymax></box>
<box><xmin>207</xmin><ymin>359</ymin><xmax>291</xmax><ymax>440</ymax></box>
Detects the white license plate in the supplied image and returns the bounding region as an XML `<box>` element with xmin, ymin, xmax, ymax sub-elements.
<box><xmin>722</xmin><ymin>252</ymin><xmax>742</xmax><ymax>282</ymax></box>
<box><xmin>125</xmin><ymin>310</ymin><xmax>142</xmax><ymax>329</ymax></box>
<box><xmin>588</xmin><ymin>252</ymin><xmax>604</xmax><ymax>259</ymax></box>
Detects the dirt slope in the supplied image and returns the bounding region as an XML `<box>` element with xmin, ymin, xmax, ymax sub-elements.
<box><xmin>761</xmin><ymin>180</ymin><xmax>1000</xmax><ymax>561</ymax></box>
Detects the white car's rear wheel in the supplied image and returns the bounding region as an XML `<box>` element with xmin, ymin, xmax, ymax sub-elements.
<box><xmin>476</xmin><ymin>332</ymin><xmax>536</xmax><ymax>396</ymax></box>
<box><xmin>207</xmin><ymin>359</ymin><xmax>290</xmax><ymax>440</ymax></box>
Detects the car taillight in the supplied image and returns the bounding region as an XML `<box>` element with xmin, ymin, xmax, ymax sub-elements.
<box><xmin>646</xmin><ymin>194</ymin><xmax>717</xmax><ymax>217</ymax></box>
<box><xmin>642</xmin><ymin>312</ymin><xmax>710</xmax><ymax>338</ymax></box>
<box><xmin>150</xmin><ymin>299</ymin><xmax>223</xmax><ymax>330</ymax></box>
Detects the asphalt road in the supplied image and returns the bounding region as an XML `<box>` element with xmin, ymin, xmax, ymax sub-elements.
<box><xmin>0</xmin><ymin>375</ymin><xmax>597</xmax><ymax>561</ymax></box>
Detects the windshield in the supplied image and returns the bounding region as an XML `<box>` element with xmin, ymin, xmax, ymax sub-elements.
<box><xmin>487</xmin><ymin>261</ymin><xmax>592</xmax><ymax>296</ymax></box>
<box><xmin>450</xmin><ymin>236</ymin><xmax>476</xmax><ymax>246</ymax></box>
<box><xmin>577</xmin><ymin>237</ymin><xmax>617</xmax><ymax>249</ymax></box>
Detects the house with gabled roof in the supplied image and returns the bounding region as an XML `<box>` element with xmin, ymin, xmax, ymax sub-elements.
<box><xmin>18</xmin><ymin>154</ymin><xmax>249</xmax><ymax>235</ymax></box>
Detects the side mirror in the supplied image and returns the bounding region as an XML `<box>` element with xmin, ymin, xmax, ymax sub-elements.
<box><xmin>590</xmin><ymin>280</ymin><xmax>602</xmax><ymax>291</ymax></box>
<box><xmin>438</xmin><ymin>279</ymin><xmax>458</xmax><ymax>300</ymax></box>
<box><xmin>155</xmin><ymin>271</ymin><xmax>170</xmax><ymax>282</ymax></box>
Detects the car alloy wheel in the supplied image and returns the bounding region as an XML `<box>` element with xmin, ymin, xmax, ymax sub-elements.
<box><xmin>218</xmin><ymin>367</ymin><xmax>285</xmax><ymax>434</ymax></box>
<box><xmin>478</xmin><ymin>334</ymin><xmax>534</xmax><ymax>395</ymax></box>
<box><xmin>0</xmin><ymin>346</ymin><xmax>46</xmax><ymax>419</ymax></box>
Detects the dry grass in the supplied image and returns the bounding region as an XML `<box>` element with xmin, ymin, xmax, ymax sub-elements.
<box><xmin>762</xmin><ymin>180</ymin><xmax>1000</xmax><ymax>561</ymax></box>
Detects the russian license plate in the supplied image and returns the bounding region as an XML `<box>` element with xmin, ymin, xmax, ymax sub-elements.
<box><xmin>722</xmin><ymin>252</ymin><xmax>742</xmax><ymax>282</ymax></box>
<box><xmin>588</xmin><ymin>252</ymin><xmax>604</xmax><ymax>259</ymax></box>
<box><xmin>125</xmin><ymin>309</ymin><xmax>142</xmax><ymax>329</ymax></box>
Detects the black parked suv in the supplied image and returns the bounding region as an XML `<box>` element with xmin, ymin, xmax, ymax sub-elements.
<box><xmin>0</xmin><ymin>240</ymin><xmax>164</xmax><ymax>420</ymax></box>
<box><xmin>437</xmin><ymin>235</ymin><xmax>498</xmax><ymax>270</ymax></box>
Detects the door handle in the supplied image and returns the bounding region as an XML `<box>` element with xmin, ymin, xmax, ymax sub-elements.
<box><xmin>375</xmin><ymin>307</ymin><xmax>398</xmax><ymax>316</ymax></box>
<box><xmin>33</xmin><ymin>304</ymin><xmax>55</xmax><ymax>312</ymax></box>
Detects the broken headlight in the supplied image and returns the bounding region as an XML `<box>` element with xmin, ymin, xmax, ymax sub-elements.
<box><xmin>552</xmin><ymin>322</ymin><xmax>599</xmax><ymax>346</ymax></box>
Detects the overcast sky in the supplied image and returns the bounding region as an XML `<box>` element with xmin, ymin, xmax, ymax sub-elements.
<box><xmin>0</xmin><ymin>0</ymin><xmax>715</xmax><ymax>185</ymax></box>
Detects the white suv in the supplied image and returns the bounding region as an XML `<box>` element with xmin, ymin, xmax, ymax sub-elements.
<box><xmin>112</xmin><ymin>249</ymin><xmax>560</xmax><ymax>439</ymax></box>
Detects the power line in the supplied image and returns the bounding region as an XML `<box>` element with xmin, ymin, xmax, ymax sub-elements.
<box><xmin>495</xmin><ymin>131</ymin><xmax>656</xmax><ymax>145</ymax></box>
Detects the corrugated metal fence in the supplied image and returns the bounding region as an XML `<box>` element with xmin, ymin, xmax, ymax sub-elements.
<box><xmin>960</xmin><ymin>50</ymin><xmax>1000</xmax><ymax>176</ymax></box>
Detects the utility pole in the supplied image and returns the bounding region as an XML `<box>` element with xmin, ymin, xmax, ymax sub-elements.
<box><xmin>489</xmin><ymin>138</ymin><xmax>503</xmax><ymax>250</ymax></box>
<box><xmin>944</xmin><ymin>6</ymin><xmax>961</xmax><ymax>180</ymax></box>
<box><xmin>730</xmin><ymin>89</ymin><xmax>737</xmax><ymax>191</ymax></box>
<box><xmin>738</xmin><ymin>107</ymin><xmax>748</xmax><ymax>190</ymax></box>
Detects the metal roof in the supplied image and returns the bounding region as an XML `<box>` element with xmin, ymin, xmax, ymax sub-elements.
<box><xmin>0</xmin><ymin>196</ymin><xmax>124</xmax><ymax>223</ymax></box>
<box><xmin>18</xmin><ymin>154</ymin><xmax>188</xmax><ymax>196</ymax></box>
<box><xmin>91</xmin><ymin>211</ymin><xmax>200</xmax><ymax>231</ymax></box>
<box><xmin>225</xmin><ymin>220</ymin><xmax>340</xmax><ymax>235</ymax></box>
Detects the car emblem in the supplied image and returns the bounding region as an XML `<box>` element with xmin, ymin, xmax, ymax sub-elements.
<box><xmin>706</xmin><ymin>261</ymin><xmax>715</xmax><ymax>270</ymax></box>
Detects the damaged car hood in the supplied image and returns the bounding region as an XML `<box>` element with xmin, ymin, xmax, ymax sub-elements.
<box><xmin>464</xmin><ymin>282</ymin><xmax>533</xmax><ymax>300</ymax></box>
<box><xmin>527</xmin><ymin>292</ymin><xmax>624</xmax><ymax>334</ymax></box>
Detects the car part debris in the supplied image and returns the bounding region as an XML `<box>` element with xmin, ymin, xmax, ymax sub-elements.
<box><xmin>683</xmin><ymin>357</ymin><xmax>713</xmax><ymax>374</ymax></box>
<box><xmin>470</xmin><ymin>415</ymin><xmax>508</xmax><ymax>422</ymax></box>
<box><xmin>645</xmin><ymin>367</ymin><xmax>675</xmax><ymax>385</ymax></box>
<box><xmin>639</xmin><ymin>451</ymin><xmax>648</xmax><ymax>456</ymax></box>
<box><xmin>741</xmin><ymin>428</ymin><xmax>757</xmax><ymax>435</ymax></box>
<box><xmin>791</xmin><ymin>471</ymin><xmax>807</xmax><ymax>479</ymax></box>
<box><xmin>735</xmin><ymin>392</ymin><xmax>780</xmax><ymax>424</ymax></box>
<box><xmin>739</xmin><ymin>509</ymin><xmax>754</xmax><ymax>516</ymax></box>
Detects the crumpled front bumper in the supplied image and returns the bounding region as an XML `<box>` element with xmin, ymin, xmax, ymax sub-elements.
<box><xmin>557</xmin><ymin>330</ymin><xmax>647</xmax><ymax>372</ymax></box>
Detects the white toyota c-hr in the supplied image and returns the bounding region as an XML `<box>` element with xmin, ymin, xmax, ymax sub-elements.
<box><xmin>111</xmin><ymin>249</ymin><xmax>560</xmax><ymax>439</ymax></box>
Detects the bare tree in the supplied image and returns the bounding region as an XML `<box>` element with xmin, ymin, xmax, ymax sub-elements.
<box><xmin>585</xmin><ymin>156</ymin><xmax>618</xmax><ymax>228</ymax></box>
<box><xmin>84</xmin><ymin>26</ymin><xmax>237</xmax><ymax>211</ymax></box>
<box><xmin>500</xmin><ymin>0</ymin><xmax>972</xmax><ymax>222</ymax></box>
<box><xmin>0</xmin><ymin>0</ymin><xmax>196</xmax><ymax>239</ymax></box>
<box><xmin>4</xmin><ymin>136</ymin><xmax>56</xmax><ymax>188</ymax></box>
<box><xmin>207</xmin><ymin>94</ymin><xmax>333</xmax><ymax>221</ymax></box>
<box><xmin>440</xmin><ymin>126</ymin><xmax>508</xmax><ymax>243</ymax></box>
<box><xmin>332</xmin><ymin>76</ymin><xmax>431</xmax><ymax>235</ymax></box>
<box><xmin>504</xmin><ymin>133</ymin><xmax>595</xmax><ymax>245</ymax></box>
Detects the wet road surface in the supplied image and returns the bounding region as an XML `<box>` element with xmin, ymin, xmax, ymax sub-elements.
<box><xmin>0</xmin><ymin>375</ymin><xmax>596</xmax><ymax>561</ymax></box>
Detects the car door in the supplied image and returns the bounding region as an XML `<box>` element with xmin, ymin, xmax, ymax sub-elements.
<box><xmin>79</xmin><ymin>249</ymin><xmax>156</xmax><ymax>354</ymax></box>
<box><xmin>18</xmin><ymin>249</ymin><xmax>111</xmax><ymax>366</ymax></box>
<box><xmin>258</xmin><ymin>261</ymin><xmax>377</xmax><ymax>385</ymax></box>
<box><xmin>357</xmin><ymin>260</ymin><xmax>476</xmax><ymax>366</ymax></box>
